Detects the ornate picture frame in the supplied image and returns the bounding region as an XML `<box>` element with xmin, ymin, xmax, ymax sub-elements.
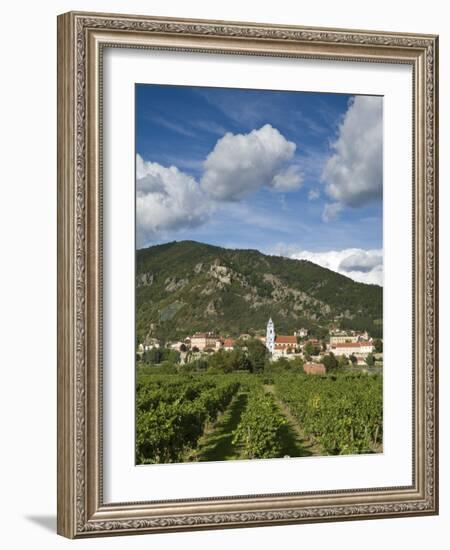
<box><xmin>57</xmin><ymin>11</ymin><xmax>438</xmax><ymax>538</ymax></box>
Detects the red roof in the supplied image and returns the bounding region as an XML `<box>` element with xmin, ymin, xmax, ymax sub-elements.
<box><xmin>275</xmin><ymin>335</ymin><xmax>297</xmax><ymax>344</ymax></box>
<box><xmin>223</xmin><ymin>338</ymin><xmax>234</xmax><ymax>347</ymax></box>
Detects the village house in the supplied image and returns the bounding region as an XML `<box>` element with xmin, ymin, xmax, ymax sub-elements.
<box><xmin>330</xmin><ymin>334</ymin><xmax>359</xmax><ymax>345</ymax></box>
<box><xmin>273</xmin><ymin>335</ymin><xmax>297</xmax><ymax>354</ymax></box>
<box><xmin>190</xmin><ymin>331</ymin><xmax>218</xmax><ymax>351</ymax></box>
<box><xmin>329</xmin><ymin>330</ymin><xmax>370</xmax><ymax>346</ymax></box>
<box><xmin>222</xmin><ymin>338</ymin><xmax>234</xmax><ymax>351</ymax></box>
<box><xmin>295</xmin><ymin>328</ymin><xmax>309</xmax><ymax>338</ymax></box>
<box><xmin>331</xmin><ymin>341</ymin><xmax>374</xmax><ymax>357</ymax></box>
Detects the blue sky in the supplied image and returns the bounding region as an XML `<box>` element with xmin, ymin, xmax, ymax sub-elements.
<box><xmin>135</xmin><ymin>84</ymin><xmax>383</xmax><ymax>285</ymax></box>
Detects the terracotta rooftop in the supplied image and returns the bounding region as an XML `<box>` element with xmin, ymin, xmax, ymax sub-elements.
<box><xmin>275</xmin><ymin>335</ymin><xmax>297</xmax><ymax>344</ymax></box>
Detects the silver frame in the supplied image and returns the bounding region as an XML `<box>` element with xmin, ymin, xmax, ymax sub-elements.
<box><xmin>57</xmin><ymin>11</ymin><xmax>439</xmax><ymax>538</ymax></box>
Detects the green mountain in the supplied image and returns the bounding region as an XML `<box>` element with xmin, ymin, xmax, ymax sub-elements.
<box><xmin>136</xmin><ymin>240</ymin><xmax>382</xmax><ymax>343</ymax></box>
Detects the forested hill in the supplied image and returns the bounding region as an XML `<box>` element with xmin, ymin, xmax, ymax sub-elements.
<box><xmin>136</xmin><ymin>240</ymin><xmax>382</xmax><ymax>343</ymax></box>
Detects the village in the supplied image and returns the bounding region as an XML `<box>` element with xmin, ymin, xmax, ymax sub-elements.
<box><xmin>137</xmin><ymin>318</ymin><xmax>382</xmax><ymax>373</ymax></box>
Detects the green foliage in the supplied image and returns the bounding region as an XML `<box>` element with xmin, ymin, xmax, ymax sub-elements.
<box><xmin>232</xmin><ymin>385</ymin><xmax>287</xmax><ymax>459</ymax></box>
<box><xmin>135</xmin><ymin>364</ymin><xmax>383</xmax><ymax>463</ymax></box>
<box><xmin>142</xmin><ymin>347</ymin><xmax>180</xmax><ymax>365</ymax></box>
<box><xmin>374</xmin><ymin>339</ymin><xmax>383</xmax><ymax>353</ymax></box>
<box><xmin>136</xmin><ymin>371</ymin><xmax>240</xmax><ymax>464</ymax></box>
<box><xmin>265</xmin><ymin>356</ymin><xmax>304</xmax><ymax>375</ymax></box>
<box><xmin>274</xmin><ymin>373</ymin><xmax>383</xmax><ymax>454</ymax></box>
<box><xmin>245</xmin><ymin>338</ymin><xmax>269</xmax><ymax>373</ymax></box>
<box><xmin>322</xmin><ymin>352</ymin><xmax>338</xmax><ymax>372</ymax></box>
<box><xmin>365</xmin><ymin>353</ymin><xmax>375</xmax><ymax>366</ymax></box>
<box><xmin>304</xmin><ymin>341</ymin><xmax>321</xmax><ymax>357</ymax></box>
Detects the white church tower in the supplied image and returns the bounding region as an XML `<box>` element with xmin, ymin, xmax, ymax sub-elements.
<box><xmin>266</xmin><ymin>318</ymin><xmax>275</xmax><ymax>353</ymax></box>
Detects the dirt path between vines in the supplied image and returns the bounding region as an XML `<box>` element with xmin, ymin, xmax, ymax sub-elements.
<box><xmin>193</xmin><ymin>390</ymin><xmax>248</xmax><ymax>462</ymax></box>
<box><xmin>263</xmin><ymin>384</ymin><xmax>323</xmax><ymax>457</ymax></box>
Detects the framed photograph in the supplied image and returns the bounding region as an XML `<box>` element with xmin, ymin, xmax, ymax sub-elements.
<box><xmin>57</xmin><ymin>11</ymin><xmax>439</xmax><ymax>538</ymax></box>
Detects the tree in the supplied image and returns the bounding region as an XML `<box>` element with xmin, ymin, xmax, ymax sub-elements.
<box><xmin>179</xmin><ymin>343</ymin><xmax>187</xmax><ymax>352</ymax></box>
<box><xmin>143</xmin><ymin>347</ymin><xmax>162</xmax><ymax>364</ymax></box>
<box><xmin>228</xmin><ymin>348</ymin><xmax>251</xmax><ymax>372</ymax></box>
<box><xmin>349</xmin><ymin>354</ymin><xmax>357</xmax><ymax>365</ymax></box>
<box><xmin>161</xmin><ymin>348</ymin><xmax>180</xmax><ymax>364</ymax></box>
<box><xmin>322</xmin><ymin>352</ymin><xmax>338</xmax><ymax>372</ymax></box>
<box><xmin>365</xmin><ymin>353</ymin><xmax>375</xmax><ymax>367</ymax></box>
<box><xmin>192</xmin><ymin>346</ymin><xmax>199</xmax><ymax>353</ymax></box>
<box><xmin>374</xmin><ymin>339</ymin><xmax>383</xmax><ymax>353</ymax></box>
<box><xmin>246</xmin><ymin>338</ymin><xmax>268</xmax><ymax>373</ymax></box>
<box><xmin>338</xmin><ymin>354</ymin><xmax>349</xmax><ymax>368</ymax></box>
<box><xmin>271</xmin><ymin>357</ymin><xmax>291</xmax><ymax>370</ymax></box>
<box><xmin>290</xmin><ymin>356</ymin><xmax>304</xmax><ymax>371</ymax></box>
<box><xmin>208</xmin><ymin>350</ymin><xmax>232</xmax><ymax>373</ymax></box>
<box><xmin>304</xmin><ymin>342</ymin><xmax>314</xmax><ymax>357</ymax></box>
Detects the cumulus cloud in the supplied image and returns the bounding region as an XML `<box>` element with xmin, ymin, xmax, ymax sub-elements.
<box><xmin>321</xmin><ymin>96</ymin><xmax>383</xmax><ymax>220</ymax></box>
<box><xmin>338</xmin><ymin>250</ymin><xmax>382</xmax><ymax>274</ymax></box>
<box><xmin>136</xmin><ymin>155</ymin><xmax>212</xmax><ymax>245</ymax></box>
<box><xmin>272</xmin><ymin>245</ymin><xmax>383</xmax><ymax>286</ymax></box>
<box><xmin>308</xmin><ymin>188</ymin><xmax>320</xmax><ymax>201</ymax></box>
<box><xmin>200</xmin><ymin>124</ymin><xmax>301</xmax><ymax>201</ymax></box>
<box><xmin>136</xmin><ymin>123</ymin><xmax>302</xmax><ymax>245</ymax></box>
<box><xmin>271</xmin><ymin>165</ymin><xmax>303</xmax><ymax>191</ymax></box>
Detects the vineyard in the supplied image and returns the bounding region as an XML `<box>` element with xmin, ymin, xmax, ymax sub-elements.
<box><xmin>274</xmin><ymin>373</ymin><xmax>383</xmax><ymax>454</ymax></box>
<box><xmin>136</xmin><ymin>366</ymin><xmax>383</xmax><ymax>464</ymax></box>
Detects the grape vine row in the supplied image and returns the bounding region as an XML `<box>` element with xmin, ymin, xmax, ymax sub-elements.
<box><xmin>274</xmin><ymin>373</ymin><xmax>383</xmax><ymax>454</ymax></box>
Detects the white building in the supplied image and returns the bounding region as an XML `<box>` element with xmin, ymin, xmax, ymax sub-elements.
<box><xmin>330</xmin><ymin>334</ymin><xmax>359</xmax><ymax>345</ymax></box>
<box><xmin>331</xmin><ymin>341</ymin><xmax>374</xmax><ymax>357</ymax></box>
<box><xmin>330</xmin><ymin>331</ymin><xmax>370</xmax><ymax>345</ymax></box>
<box><xmin>266</xmin><ymin>318</ymin><xmax>275</xmax><ymax>353</ymax></box>
<box><xmin>190</xmin><ymin>332</ymin><xmax>218</xmax><ymax>351</ymax></box>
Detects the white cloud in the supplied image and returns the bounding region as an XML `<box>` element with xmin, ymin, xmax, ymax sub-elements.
<box><xmin>200</xmin><ymin>124</ymin><xmax>301</xmax><ymax>201</ymax></box>
<box><xmin>308</xmin><ymin>188</ymin><xmax>320</xmax><ymax>201</ymax></box>
<box><xmin>321</xmin><ymin>96</ymin><xmax>383</xmax><ymax>219</ymax></box>
<box><xmin>338</xmin><ymin>250</ymin><xmax>382</xmax><ymax>273</ymax></box>
<box><xmin>271</xmin><ymin>165</ymin><xmax>303</xmax><ymax>191</ymax></box>
<box><xmin>136</xmin><ymin>155</ymin><xmax>212</xmax><ymax>246</ymax></box>
<box><xmin>322</xmin><ymin>202</ymin><xmax>343</xmax><ymax>222</ymax></box>
<box><xmin>272</xmin><ymin>245</ymin><xmax>383</xmax><ymax>286</ymax></box>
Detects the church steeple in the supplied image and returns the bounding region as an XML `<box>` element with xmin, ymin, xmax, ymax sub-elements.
<box><xmin>266</xmin><ymin>317</ymin><xmax>275</xmax><ymax>353</ymax></box>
